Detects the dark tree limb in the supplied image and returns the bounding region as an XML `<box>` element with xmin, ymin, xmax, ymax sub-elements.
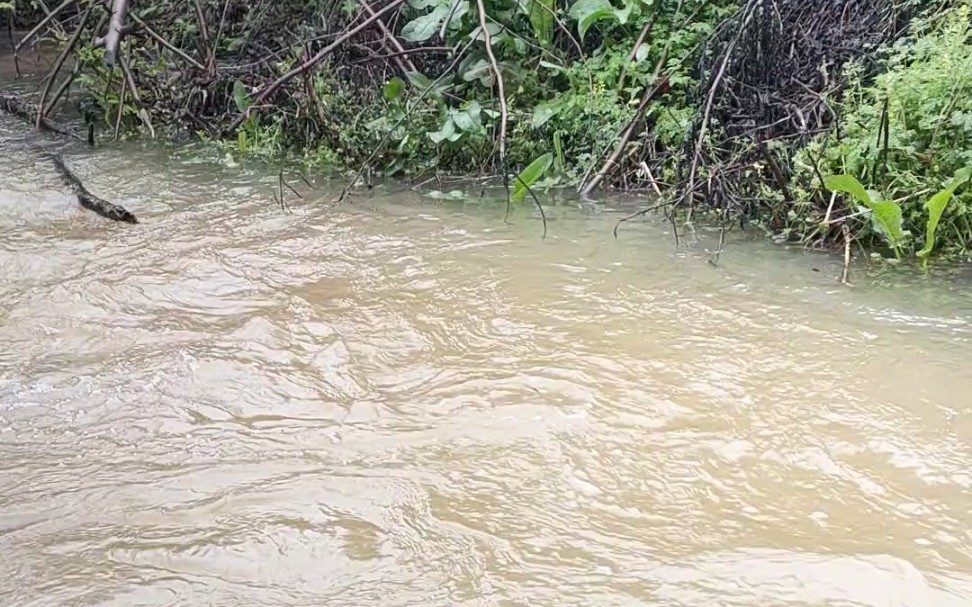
<box><xmin>38</xmin><ymin>6</ymin><xmax>92</xmax><ymax>128</ymax></box>
<box><xmin>104</xmin><ymin>0</ymin><xmax>131</xmax><ymax>67</ymax></box>
<box><xmin>47</xmin><ymin>154</ymin><xmax>139</xmax><ymax>223</ymax></box>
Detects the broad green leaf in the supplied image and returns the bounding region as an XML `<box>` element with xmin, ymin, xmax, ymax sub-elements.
<box><xmin>823</xmin><ymin>174</ymin><xmax>871</xmax><ymax>207</ymax></box>
<box><xmin>825</xmin><ymin>173</ymin><xmax>903</xmax><ymax>252</ymax></box>
<box><xmin>401</xmin><ymin>5</ymin><xmax>450</xmax><ymax>42</ymax></box>
<box><xmin>439</xmin><ymin>0</ymin><xmax>469</xmax><ymax>38</ymax></box>
<box><xmin>512</xmin><ymin>153</ymin><xmax>553</xmax><ymax>201</ymax></box>
<box><xmin>531</xmin><ymin>102</ymin><xmax>557</xmax><ymax>128</ymax></box>
<box><xmin>614</xmin><ymin>0</ymin><xmax>634</xmax><ymax>23</ymax></box>
<box><xmin>232</xmin><ymin>79</ymin><xmax>251</xmax><ymax>112</ymax></box>
<box><xmin>405</xmin><ymin>71</ymin><xmax>447</xmax><ymax>97</ymax></box>
<box><xmin>634</xmin><ymin>43</ymin><xmax>649</xmax><ymax>62</ymax></box>
<box><xmin>408</xmin><ymin>0</ymin><xmax>445</xmax><ymax>9</ymax></box>
<box><xmin>527</xmin><ymin>0</ymin><xmax>555</xmax><ymax>46</ymax></box>
<box><xmin>918</xmin><ymin>166</ymin><xmax>971</xmax><ymax>259</ymax></box>
<box><xmin>468</xmin><ymin>22</ymin><xmax>503</xmax><ymax>43</ymax></box>
<box><xmin>452</xmin><ymin>100</ymin><xmax>483</xmax><ymax>132</ymax></box>
<box><xmin>383</xmin><ymin>77</ymin><xmax>405</xmax><ymax>100</ymax></box>
<box><xmin>461</xmin><ymin>58</ymin><xmax>494</xmax><ymax>86</ymax></box>
<box><xmin>428</xmin><ymin>117</ymin><xmax>458</xmax><ymax>143</ymax></box>
<box><xmin>869</xmin><ymin>200</ymin><xmax>904</xmax><ymax>249</ymax></box>
<box><xmin>569</xmin><ymin>0</ymin><xmax>617</xmax><ymax>41</ymax></box>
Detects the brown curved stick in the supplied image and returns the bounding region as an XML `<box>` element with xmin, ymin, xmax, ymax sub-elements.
<box><xmin>48</xmin><ymin>154</ymin><xmax>139</xmax><ymax>224</ymax></box>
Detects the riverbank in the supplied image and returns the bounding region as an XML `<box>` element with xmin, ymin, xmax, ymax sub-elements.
<box><xmin>2</xmin><ymin>0</ymin><xmax>972</xmax><ymax>261</ymax></box>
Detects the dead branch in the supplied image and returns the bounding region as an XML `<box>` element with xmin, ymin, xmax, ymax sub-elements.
<box><xmin>47</xmin><ymin>154</ymin><xmax>138</xmax><ymax>223</ymax></box>
<box><xmin>616</xmin><ymin>6</ymin><xmax>658</xmax><ymax>94</ymax></box>
<box><xmin>113</xmin><ymin>70</ymin><xmax>126</xmax><ymax>139</ymax></box>
<box><xmin>613</xmin><ymin>200</ymin><xmax>673</xmax><ymax>238</ymax></box>
<box><xmin>104</xmin><ymin>0</ymin><xmax>131</xmax><ymax>67</ymax></box>
<box><xmin>580</xmin><ymin>74</ymin><xmax>670</xmax><ymax>196</ymax></box>
<box><xmin>474</xmin><ymin>0</ymin><xmax>507</xmax><ymax>168</ymax></box>
<box><xmin>192</xmin><ymin>0</ymin><xmax>212</xmax><ymax>70</ymax></box>
<box><xmin>227</xmin><ymin>0</ymin><xmax>408</xmax><ymax>133</ymax></box>
<box><xmin>119</xmin><ymin>49</ymin><xmax>155</xmax><ymax>138</ymax></box>
<box><xmin>37</xmin><ymin>6</ymin><xmax>92</xmax><ymax>128</ymax></box>
<box><xmin>841</xmin><ymin>223</ymin><xmax>852</xmax><ymax>285</ymax></box>
<box><xmin>129</xmin><ymin>12</ymin><xmax>206</xmax><ymax>70</ymax></box>
<box><xmin>360</xmin><ymin>0</ymin><xmax>418</xmax><ymax>75</ymax></box>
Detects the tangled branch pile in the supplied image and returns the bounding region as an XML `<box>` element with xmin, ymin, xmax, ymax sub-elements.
<box><xmin>675</xmin><ymin>0</ymin><xmax>911</xmax><ymax>230</ymax></box>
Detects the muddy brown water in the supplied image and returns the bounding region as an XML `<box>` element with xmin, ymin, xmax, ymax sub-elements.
<box><xmin>2</xmin><ymin>63</ymin><xmax>972</xmax><ymax>606</ymax></box>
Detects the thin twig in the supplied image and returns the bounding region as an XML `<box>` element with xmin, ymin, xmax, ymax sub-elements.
<box><xmin>14</xmin><ymin>0</ymin><xmax>75</xmax><ymax>75</ymax></box>
<box><xmin>513</xmin><ymin>175</ymin><xmax>547</xmax><ymax>239</ymax></box>
<box><xmin>613</xmin><ymin>200</ymin><xmax>673</xmax><ymax>238</ymax></box>
<box><xmin>37</xmin><ymin>6</ymin><xmax>91</xmax><ymax>128</ymax></box>
<box><xmin>130</xmin><ymin>13</ymin><xmax>206</xmax><ymax>70</ymax></box>
<box><xmin>474</xmin><ymin>0</ymin><xmax>507</xmax><ymax>168</ymax></box>
<box><xmin>841</xmin><ymin>222</ymin><xmax>852</xmax><ymax>285</ymax></box>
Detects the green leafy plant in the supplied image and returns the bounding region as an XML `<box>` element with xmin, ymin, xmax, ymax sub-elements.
<box><xmin>513</xmin><ymin>152</ymin><xmax>553</xmax><ymax>201</ymax></box>
<box><xmin>918</xmin><ymin>167</ymin><xmax>971</xmax><ymax>261</ymax></box>
<box><xmin>799</xmin><ymin>3</ymin><xmax>972</xmax><ymax>258</ymax></box>
<box><xmin>824</xmin><ymin>173</ymin><xmax>907</xmax><ymax>255</ymax></box>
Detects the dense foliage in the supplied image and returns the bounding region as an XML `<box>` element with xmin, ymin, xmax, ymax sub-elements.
<box><xmin>4</xmin><ymin>0</ymin><xmax>972</xmax><ymax>259</ymax></box>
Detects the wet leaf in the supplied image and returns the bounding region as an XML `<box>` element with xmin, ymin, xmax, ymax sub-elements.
<box><xmin>232</xmin><ymin>79</ymin><xmax>251</xmax><ymax>112</ymax></box>
<box><xmin>428</xmin><ymin>117</ymin><xmax>460</xmax><ymax>143</ymax></box>
<box><xmin>461</xmin><ymin>58</ymin><xmax>494</xmax><ymax>86</ymax></box>
<box><xmin>526</xmin><ymin>0</ymin><xmax>555</xmax><ymax>46</ymax></box>
<box><xmin>569</xmin><ymin>0</ymin><xmax>616</xmax><ymax>41</ymax></box>
<box><xmin>531</xmin><ymin>102</ymin><xmax>557</xmax><ymax>128</ymax></box>
<box><xmin>384</xmin><ymin>77</ymin><xmax>405</xmax><ymax>100</ymax></box>
<box><xmin>512</xmin><ymin>153</ymin><xmax>553</xmax><ymax>201</ymax></box>
<box><xmin>918</xmin><ymin>166</ymin><xmax>971</xmax><ymax>260</ymax></box>
<box><xmin>402</xmin><ymin>5</ymin><xmax>450</xmax><ymax>42</ymax></box>
<box><xmin>452</xmin><ymin>100</ymin><xmax>483</xmax><ymax>132</ymax></box>
<box><xmin>405</xmin><ymin>71</ymin><xmax>447</xmax><ymax>97</ymax></box>
<box><xmin>869</xmin><ymin>200</ymin><xmax>904</xmax><ymax>248</ymax></box>
<box><xmin>823</xmin><ymin>174</ymin><xmax>872</xmax><ymax>207</ymax></box>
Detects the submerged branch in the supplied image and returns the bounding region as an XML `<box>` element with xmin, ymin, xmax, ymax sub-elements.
<box><xmin>47</xmin><ymin>154</ymin><xmax>139</xmax><ymax>223</ymax></box>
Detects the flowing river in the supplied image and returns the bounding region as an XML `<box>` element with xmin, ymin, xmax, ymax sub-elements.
<box><xmin>2</xmin><ymin>66</ymin><xmax>972</xmax><ymax>605</ymax></box>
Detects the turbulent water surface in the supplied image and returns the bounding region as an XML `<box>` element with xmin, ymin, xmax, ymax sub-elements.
<box><xmin>2</xmin><ymin>55</ymin><xmax>972</xmax><ymax>607</ymax></box>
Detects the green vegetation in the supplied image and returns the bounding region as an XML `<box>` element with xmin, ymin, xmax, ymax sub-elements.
<box><xmin>797</xmin><ymin>3</ymin><xmax>972</xmax><ymax>259</ymax></box>
<box><xmin>4</xmin><ymin>0</ymin><xmax>972</xmax><ymax>260</ymax></box>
